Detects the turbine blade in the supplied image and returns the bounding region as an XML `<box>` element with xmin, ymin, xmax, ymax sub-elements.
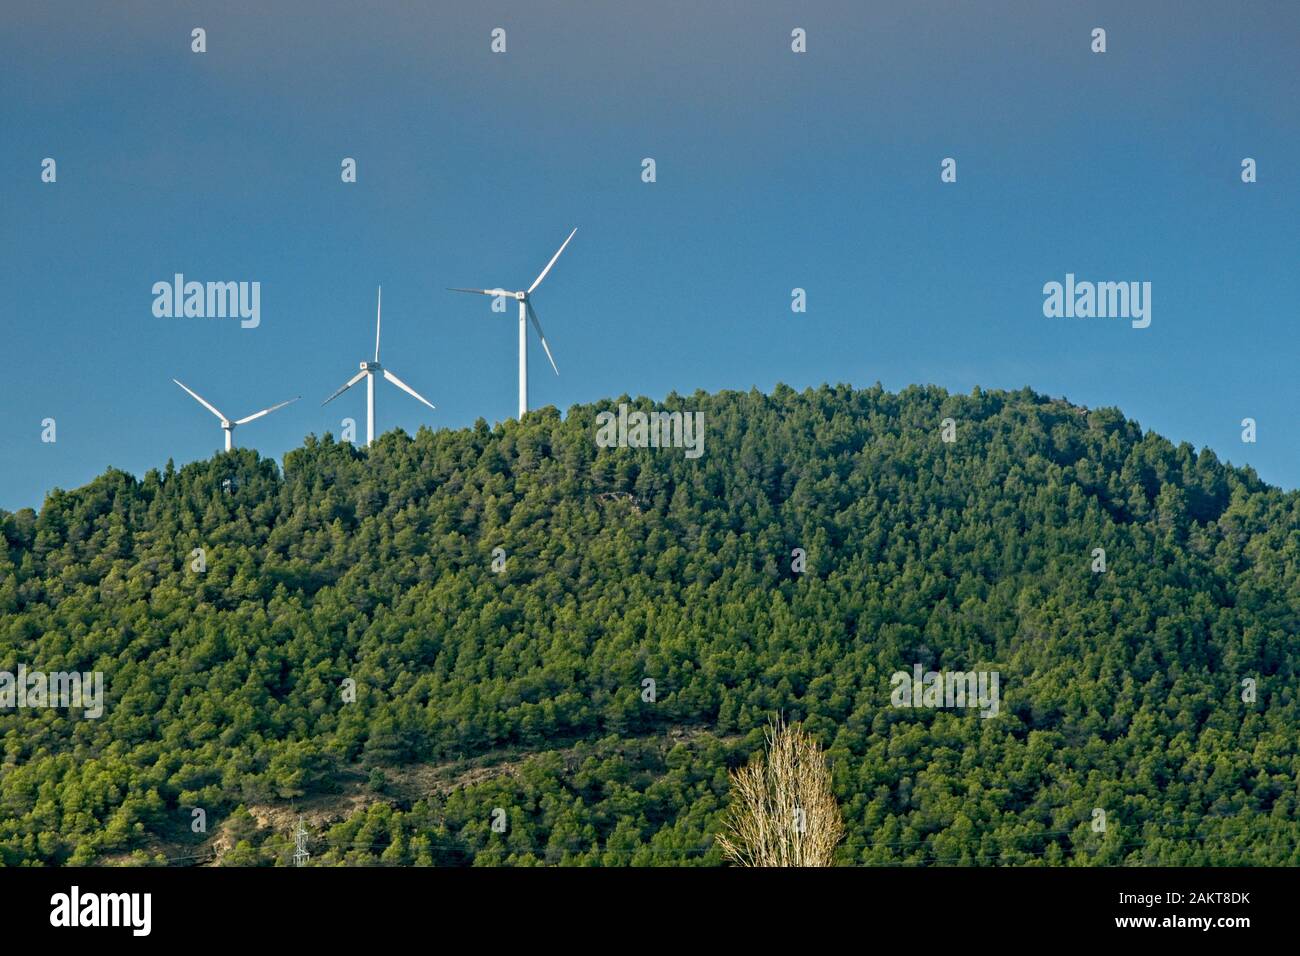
<box><xmin>321</xmin><ymin>370</ymin><xmax>366</xmax><ymax>406</ymax></box>
<box><xmin>526</xmin><ymin>227</ymin><xmax>577</xmax><ymax>295</ymax></box>
<box><xmin>447</xmin><ymin>287</ymin><xmax>511</xmax><ymax>297</ymax></box>
<box><xmin>382</xmin><ymin>368</ymin><xmax>436</xmax><ymax>411</ymax></box>
<box><xmin>172</xmin><ymin>378</ymin><xmax>227</xmax><ymax>421</ymax></box>
<box><xmin>375</xmin><ymin>286</ymin><xmax>382</xmax><ymax>363</ymax></box>
<box><xmin>234</xmin><ymin>396</ymin><xmax>300</xmax><ymax>426</ymax></box>
<box><xmin>526</xmin><ymin>300</ymin><xmax>559</xmax><ymax>376</ymax></box>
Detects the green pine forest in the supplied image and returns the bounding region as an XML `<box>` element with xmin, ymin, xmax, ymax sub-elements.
<box><xmin>2</xmin><ymin>383</ymin><xmax>1298</xmax><ymax>866</ymax></box>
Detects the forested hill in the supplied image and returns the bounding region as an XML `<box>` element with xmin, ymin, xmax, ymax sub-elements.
<box><xmin>3</xmin><ymin>383</ymin><xmax>1299</xmax><ymax>866</ymax></box>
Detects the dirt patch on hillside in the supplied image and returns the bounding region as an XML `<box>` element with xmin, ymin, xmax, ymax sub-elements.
<box><xmin>116</xmin><ymin>723</ymin><xmax>736</xmax><ymax>866</ymax></box>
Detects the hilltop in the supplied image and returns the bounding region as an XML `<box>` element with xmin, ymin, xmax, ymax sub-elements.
<box><xmin>2</xmin><ymin>383</ymin><xmax>1299</xmax><ymax>865</ymax></box>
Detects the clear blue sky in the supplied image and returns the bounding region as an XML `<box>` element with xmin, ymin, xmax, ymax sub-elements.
<box><xmin>2</xmin><ymin>1</ymin><xmax>1297</xmax><ymax>511</ymax></box>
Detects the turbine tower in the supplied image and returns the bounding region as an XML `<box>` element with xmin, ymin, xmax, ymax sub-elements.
<box><xmin>322</xmin><ymin>286</ymin><xmax>436</xmax><ymax>447</ymax></box>
<box><xmin>449</xmin><ymin>227</ymin><xmax>576</xmax><ymax>419</ymax></box>
<box><xmin>172</xmin><ymin>379</ymin><xmax>299</xmax><ymax>452</ymax></box>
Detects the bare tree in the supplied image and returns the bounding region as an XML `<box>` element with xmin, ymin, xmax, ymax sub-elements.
<box><xmin>717</xmin><ymin>716</ymin><xmax>844</xmax><ymax>866</ymax></box>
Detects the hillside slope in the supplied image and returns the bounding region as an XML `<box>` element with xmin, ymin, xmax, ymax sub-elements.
<box><xmin>2</xmin><ymin>383</ymin><xmax>1299</xmax><ymax>865</ymax></box>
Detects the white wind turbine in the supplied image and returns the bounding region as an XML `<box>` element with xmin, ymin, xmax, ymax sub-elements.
<box><xmin>172</xmin><ymin>379</ymin><xmax>299</xmax><ymax>452</ymax></box>
<box><xmin>449</xmin><ymin>227</ymin><xmax>576</xmax><ymax>419</ymax></box>
<box><xmin>322</xmin><ymin>286</ymin><xmax>436</xmax><ymax>447</ymax></box>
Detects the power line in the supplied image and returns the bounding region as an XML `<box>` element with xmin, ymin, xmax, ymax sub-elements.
<box><xmin>142</xmin><ymin>808</ymin><xmax>1298</xmax><ymax>866</ymax></box>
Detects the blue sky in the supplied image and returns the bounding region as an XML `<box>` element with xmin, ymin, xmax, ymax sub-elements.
<box><xmin>2</xmin><ymin>1</ymin><xmax>1297</xmax><ymax>510</ymax></box>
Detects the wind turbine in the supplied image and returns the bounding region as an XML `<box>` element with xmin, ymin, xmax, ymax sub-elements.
<box><xmin>322</xmin><ymin>286</ymin><xmax>436</xmax><ymax>447</ymax></box>
<box><xmin>449</xmin><ymin>227</ymin><xmax>576</xmax><ymax>419</ymax></box>
<box><xmin>172</xmin><ymin>379</ymin><xmax>299</xmax><ymax>451</ymax></box>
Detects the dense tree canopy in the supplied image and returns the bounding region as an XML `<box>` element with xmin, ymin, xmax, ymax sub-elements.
<box><xmin>1</xmin><ymin>383</ymin><xmax>1298</xmax><ymax>865</ymax></box>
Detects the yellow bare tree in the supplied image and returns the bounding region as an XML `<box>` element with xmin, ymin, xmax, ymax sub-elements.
<box><xmin>717</xmin><ymin>716</ymin><xmax>844</xmax><ymax>866</ymax></box>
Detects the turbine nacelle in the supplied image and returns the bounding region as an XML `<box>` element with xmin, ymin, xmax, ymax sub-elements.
<box><xmin>360</xmin><ymin>360</ymin><xmax>381</xmax><ymax>372</ymax></box>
